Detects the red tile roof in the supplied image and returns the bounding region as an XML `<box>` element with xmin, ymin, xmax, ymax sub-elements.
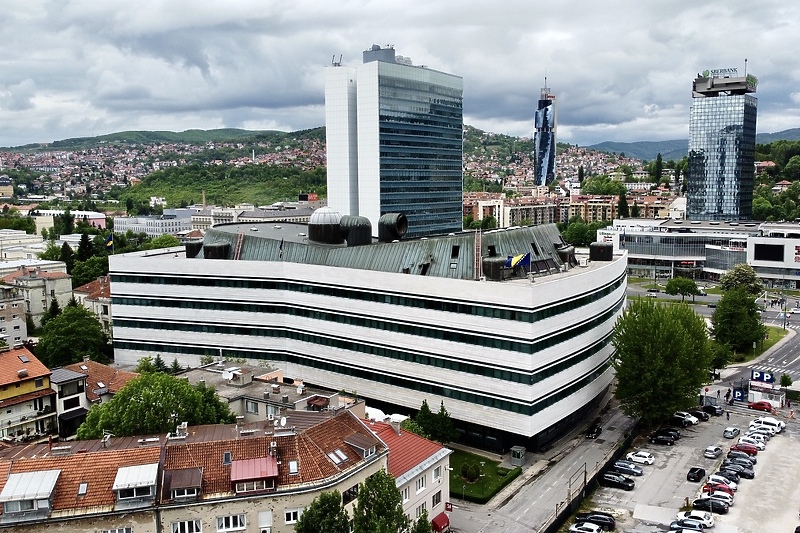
<box><xmin>5</xmin><ymin>447</ymin><xmax>161</xmax><ymax>512</ymax></box>
<box><xmin>2</xmin><ymin>268</ymin><xmax>70</xmax><ymax>283</ymax></box>
<box><xmin>0</xmin><ymin>347</ymin><xmax>49</xmax><ymax>387</ymax></box>
<box><xmin>0</xmin><ymin>387</ymin><xmax>55</xmax><ymax>408</ymax></box>
<box><xmin>73</xmin><ymin>275</ymin><xmax>111</xmax><ymax>299</ymax></box>
<box><xmin>63</xmin><ymin>361</ymin><xmax>138</xmax><ymax>402</ymax></box>
<box><xmin>371</xmin><ymin>421</ymin><xmax>448</xmax><ymax>479</ymax></box>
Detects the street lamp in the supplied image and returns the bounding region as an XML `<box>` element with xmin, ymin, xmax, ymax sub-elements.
<box><xmin>462</xmin><ymin>484</ymin><xmax>466</xmax><ymax>500</ymax></box>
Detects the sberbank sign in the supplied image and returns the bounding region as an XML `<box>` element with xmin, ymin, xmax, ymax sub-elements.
<box><xmin>702</xmin><ymin>68</ymin><xmax>738</xmax><ymax>77</ymax></box>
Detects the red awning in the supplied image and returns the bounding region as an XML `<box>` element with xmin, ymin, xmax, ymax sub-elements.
<box><xmin>431</xmin><ymin>512</ymin><xmax>450</xmax><ymax>532</ymax></box>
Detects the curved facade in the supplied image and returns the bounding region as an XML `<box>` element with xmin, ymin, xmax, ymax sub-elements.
<box><xmin>110</xmin><ymin>224</ymin><xmax>626</xmax><ymax>451</ymax></box>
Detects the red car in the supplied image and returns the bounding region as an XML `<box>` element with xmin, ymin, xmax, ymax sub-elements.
<box><xmin>730</xmin><ymin>443</ymin><xmax>758</xmax><ymax>456</ymax></box>
<box><xmin>748</xmin><ymin>400</ymin><xmax>773</xmax><ymax>412</ymax></box>
<box><xmin>703</xmin><ymin>483</ymin><xmax>734</xmax><ymax>496</ymax></box>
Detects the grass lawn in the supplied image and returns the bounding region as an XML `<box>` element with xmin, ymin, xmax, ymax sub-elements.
<box><xmin>448</xmin><ymin>449</ymin><xmax>521</xmax><ymax>504</ymax></box>
<box><xmin>729</xmin><ymin>325</ymin><xmax>788</xmax><ymax>364</ymax></box>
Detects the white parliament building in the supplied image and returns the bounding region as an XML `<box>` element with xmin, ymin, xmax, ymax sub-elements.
<box><xmin>109</xmin><ymin>209</ymin><xmax>626</xmax><ymax>451</ymax></box>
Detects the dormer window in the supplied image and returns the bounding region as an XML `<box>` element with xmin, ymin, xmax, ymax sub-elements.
<box><xmin>165</xmin><ymin>467</ymin><xmax>203</xmax><ymax>501</ymax></box>
<box><xmin>112</xmin><ymin>463</ymin><xmax>158</xmax><ymax>509</ymax></box>
<box><xmin>344</xmin><ymin>433</ymin><xmax>380</xmax><ymax>460</ymax></box>
<box><xmin>0</xmin><ymin>469</ymin><xmax>60</xmax><ymax>522</ymax></box>
<box><xmin>231</xmin><ymin>457</ymin><xmax>278</xmax><ymax>494</ymax></box>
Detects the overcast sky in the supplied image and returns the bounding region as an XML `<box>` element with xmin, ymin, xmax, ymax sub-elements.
<box><xmin>2</xmin><ymin>1</ymin><xmax>799</xmax><ymax>148</ymax></box>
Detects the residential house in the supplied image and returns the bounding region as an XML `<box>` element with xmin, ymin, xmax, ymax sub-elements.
<box><xmin>0</xmin><ymin>285</ymin><xmax>26</xmax><ymax>346</ymax></box>
<box><xmin>0</xmin><ymin>409</ymin><xmax>388</xmax><ymax>532</ymax></box>
<box><xmin>73</xmin><ymin>275</ymin><xmax>112</xmax><ymax>334</ymax></box>
<box><xmin>372</xmin><ymin>420</ymin><xmax>452</xmax><ymax>531</ymax></box>
<box><xmin>0</xmin><ymin>346</ymin><xmax>56</xmax><ymax>442</ymax></box>
<box><xmin>48</xmin><ymin>368</ymin><xmax>90</xmax><ymax>439</ymax></box>
<box><xmin>63</xmin><ymin>358</ymin><xmax>138</xmax><ymax>404</ymax></box>
<box><xmin>2</xmin><ymin>267</ymin><xmax>72</xmax><ymax>328</ymax></box>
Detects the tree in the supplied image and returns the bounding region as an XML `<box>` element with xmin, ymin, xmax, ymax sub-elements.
<box><xmin>719</xmin><ymin>263</ymin><xmax>764</xmax><ymax>296</ymax></box>
<box><xmin>780</xmin><ymin>373</ymin><xmax>793</xmax><ymax>389</ymax></box>
<box><xmin>611</xmin><ymin>298</ymin><xmax>711</xmax><ymax>426</ymax></box>
<box><xmin>708</xmin><ymin>340</ymin><xmax>732</xmax><ymax>375</ymax></box>
<box><xmin>36</xmin><ymin>306</ymin><xmax>108</xmax><ymax>368</ymax></box>
<box><xmin>294</xmin><ymin>491</ymin><xmax>350</xmax><ymax>533</ymax></box>
<box><xmin>711</xmin><ymin>288</ymin><xmax>767</xmax><ymax>354</ymax></box>
<box><xmin>77</xmin><ymin>372</ymin><xmax>236</xmax><ymax>439</ymax></box>
<box><xmin>59</xmin><ymin>242</ymin><xmax>75</xmax><ymax>273</ymax></box>
<box><xmin>400</xmin><ymin>418</ymin><xmax>430</xmax><ymax>439</ymax></box>
<box><xmin>617</xmin><ymin>194</ymin><xmax>630</xmax><ymax>218</ymax></box>
<box><xmin>41</xmin><ymin>298</ymin><xmax>62</xmax><ymax>328</ymax></box>
<box><xmin>784</xmin><ymin>155</ymin><xmax>800</xmax><ymax>181</ymax></box>
<box><xmin>352</xmin><ymin>469</ymin><xmax>409</xmax><ymax>533</ymax></box>
<box><xmin>142</xmin><ymin>233</ymin><xmax>181</xmax><ymax>250</ymax></box>
<box><xmin>77</xmin><ymin>232</ymin><xmax>93</xmax><ymax>262</ymax></box>
<box><xmin>415</xmin><ymin>400</ymin><xmax>435</xmax><ymax>439</ymax></box>
<box><xmin>630</xmin><ymin>203</ymin><xmax>641</xmax><ymax>218</ymax></box>
<box><xmin>409</xmin><ymin>511</ymin><xmax>433</xmax><ymax>533</ymax></box>
<box><xmin>135</xmin><ymin>356</ymin><xmax>157</xmax><ymax>374</ymax></box>
<box><xmin>71</xmin><ymin>255</ymin><xmax>109</xmax><ymax>288</ymax></box>
<box><xmin>433</xmin><ymin>401</ymin><xmax>457</xmax><ymax>444</ymax></box>
<box><xmin>153</xmin><ymin>354</ymin><xmax>169</xmax><ymax>373</ymax></box>
<box><xmin>577</xmin><ymin>166</ymin><xmax>584</xmax><ymax>182</ymax></box>
<box><xmin>665</xmin><ymin>277</ymin><xmax>698</xmax><ymax>301</ymax></box>
<box><xmin>654</xmin><ymin>153</ymin><xmax>663</xmax><ymax>182</ymax></box>
<box><xmin>170</xmin><ymin>358</ymin><xmax>184</xmax><ymax>375</ymax></box>
<box><xmin>38</xmin><ymin>240</ymin><xmax>61</xmax><ymax>261</ymax></box>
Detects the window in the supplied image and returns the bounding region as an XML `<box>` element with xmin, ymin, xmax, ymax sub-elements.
<box><xmin>245</xmin><ymin>400</ymin><xmax>258</xmax><ymax>414</ymax></box>
<box><xmin>401</xmin><ymin>486</ymin><xmax>410</xmax><ymax>503</ymax></box>
<box><xmin>34</xmin><ymin>378</ymin><xmax>43</xmax><ymax>388</ymax></box>
<box><xmin>101</xmin><ymin>529</ymin><xmax>132</xmax><ymax>533</ymax></box>
<box><xmin>172</xmin><ymin>520</ymin><xmax>202</xmax><ymax>533</ymax></box>
<box><xmin>415</xmin><ymin>502</ymin><xmax>426</xmax><ymax>518</ymax></box>
<box><xmin>11</xmin><ymin>314</ymin><xmax>18</xmax><ymax>319</ymax></box>
<box><xmin>342</xmin><ymin>483</ymin><xmax>359</xmax><ymax>505</ymax></box>
<box><xmin>216</xmin><ymin>514</ymin><xmax>246</xmax><ymax>532</ymax></box>
<box><xmin>432</xmin><ymin>490</ymin><xmax>441</xmax><ymax>507</ymax></box>
<box><xmin>433</xmin><ymin>466</ymin><xmax>441</xmax><ymax>481</ymax></box>
<box><xmin>284</xmin><ymin>509</ymin><xmax>302</xmax><ymax>524</ymax></box>
<box><xmin>235</xmin><ymin>479</ymin><xmax>272</xmax><ymax>493</ymax></box>
<box><xmin>415</xmin><ymin>475</ymin><xmax>426</xmax><ymax>493</ymax></box>
<box><xmin>63</xmin><ymin>397</ymin><xmax>80</xmax><ymax>410</ymax></box>
<box><xmin>173</xmin><ymin>487</ymin><xmax>198</xmax><ymax>498</ymax></box>
<box><xmin>222</xmin><ymin>451</ymin><xmax>232</xmax><ymax>465</ymax></box>
<box><xmin>12</xmin><ymin>325</ymin><xmax>19</xmax><ymax>331</ymax></box>
<box><xmin>11</xmin><ymin>303</ymin><xmax>18</xmax><ymax>308</ymax></box>
<box><xmin>4</xmin><ymin>499</ymin><xmax>36</xmax><ymax>513</ymax></box>
<box><xmin>118</xmin><ymin>486</ymin><xmax>152</xmax><ymax>499</ymax></box>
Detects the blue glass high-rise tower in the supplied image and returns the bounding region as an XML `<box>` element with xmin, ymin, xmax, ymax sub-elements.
<box><xmin>325</xmin><ymin>45</ymin><xmax>463</xmax><ymax>238</ymax></box>
<box><xmin>687</xmin><ymin>70</ymin><xmax>758</xmax><ymax>221</ymax></box>
<box><xmin>533</xmin><ymin>84</ymin><xmax>556</xmax><ymax>186</ymax></box>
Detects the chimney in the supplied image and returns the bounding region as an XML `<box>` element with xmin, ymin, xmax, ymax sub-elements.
<box><xmin>83</xmin><ymin>354</ymin><xmax>90</xmax><ymax>363</ymax></box>
<box><xmin>391</xmin><ymin>420</ymin><xmax>401</xmax><ymax>435</ymax></box>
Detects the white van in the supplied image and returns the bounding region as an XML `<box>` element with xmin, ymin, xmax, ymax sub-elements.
<box><xmin>753</xmin><ymin>416</ymin><xmax>784</xmax><ymax>433</ymax></box>
<box><xmin>738</xmin><ymin>436</ymin><xmax>766</xmax><ymax>450</ymax></box>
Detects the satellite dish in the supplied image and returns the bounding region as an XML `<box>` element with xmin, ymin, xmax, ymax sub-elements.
<box><xmin>280</xmin><ymin>417</ymin><xmax>287</xmax><ymax>427</ymax></box>
<box><xmin>273</xmin><ymin>419</ymin><xmax>279</xmax><ymax>427</ymax></box>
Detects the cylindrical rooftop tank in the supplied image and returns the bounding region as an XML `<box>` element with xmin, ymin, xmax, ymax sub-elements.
<box><xmin>589</xmin><ymin>242</ymin><xmax>614</xmax><ymax>261</ymax></box>
<box><xmin>185</xmin><ymin>241</ymin><xmax>203</xmax><ymax>258</ymax></box>
<box><xmin>339</xmin><ymin>215</ymin><xmax>372</xmax><ymax>246</ymax></box>
<box><xmin>378</xmin><ymin>213</ymin><xmax>408</xmax><ymax>242</ymax></box>
<box><xmin>308</xmin><ymin>207</ymin><xmax>344</xmax><ymax>245</ymax></box>
<box><xmin>203</xmin><ymin>242</ymin><xmax>230</xmax><ymax>260</ymax></box>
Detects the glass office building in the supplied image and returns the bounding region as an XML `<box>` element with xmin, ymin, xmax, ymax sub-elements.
<box><xmin>533</xmin><ymin>85</ymin><xmax>556</xmax><ymax>186</ymax></box>
<box><xmin>326</xmin><ymin>45</ymin><xmax>463</xmax><ymax>238</ymax></box>
<box><xmin>687</xmin><ymin>72</ymin><xmax>757</xmax><ymax>221</ymax></box>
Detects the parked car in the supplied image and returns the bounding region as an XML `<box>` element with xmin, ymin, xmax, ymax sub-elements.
<box><xmin>723</xmin><ymin>456</ymin><xmax>755</xmax><ymax>469</ymax></box>
<box><xmin>753</xmin><ymin>416</ymin><xmax>786</xmax><ymax>432</ymax></box>
<box><xmin>715</xmin><ymin>469</ymin><xmax>740</xmax><ymax>483</ymax></box>
<box><xmin>701</xmin><ymin>491</ymin><xmax>734</xmax><ymax>506</ymax></box>
<box><xmin>707</xmin><ymin>474</ymin><xmax>737</xmax><ymax>491</ymax></box>
<box><xmin>625</xmin><ymin>451</ymin><xmax>655</xmax><ymax>465</ymax></box>
<box><xmin>612</xmin><ymin>460</ymin><xmax>643</xmax><ymax>477</ymax></box>
<box><xmin>686</xmin><ymin>467</ymin><xmax>706</xmax><ymax>482</ymax></box>
<box><xmin>702</xmin><ymin>482</ymin><xmax>734</xmax><ymax>496</ymax></box>
<box><xmin>730</xmin><ymin>442</ymin><xmax>758</xmax><ymax>456</ymax></box>
<box><xmin>727</xmin><ymin>449</ymin><xmax>757</xmax><ymax>464</ymax></box>
<box><xmin>598</xmin><ymin>472</ymin><xmax>634</xmax><ymax>491</ymax></box>
<box><xmin>748</xmin><ymin>421</ymin><xmax>776</xmax><ymax>436</ymax></box>
<box><xmin>692</xmin><ymin>497</ymin><xmax>730</xmax><ymax>514</ymax></box>
<box><xmin>669</xmin><ymin>519</ymin><xmax>704</xmax><ymax>531</ymax></box>
<box><xmin>698</xmin><ymin>289</ymin><xmax>708</xmax><ymax>296</ymax></box>
<box><xmin>703</xmin><ymin>446</ymin><xmax>722</xmax><ymax>459</ymax></box>
<box><xmin>737</xmin><ymin>436</ymin><xmax>765</xmax><ymax>450</ymax></box>
<box><xmin>742</xmin><ymin>431</ymin><xmax>768</xmax><ymax>444</ymax></box>
<box><xmin>586</xmin><ymin>423</ymin><xmax>603</xmax><ymax>439</ymax></box>
<box><xmin>655</xmin><ymin>427</ymin><xmax>682</xmax><ymax>440</ymax></box>
<box><xmin>574</xmin><ymin>511</ymin><xmax>616</xmax><ymax>531</ymax></box>
<box><xmin>675</xmin><ymin>411</ymin><xmax>700</xmax><ymax>425</ymax></box>
<box><xmin>676</xmin><ymin>510</ymin><xmax>715</xmax><ymax>527</ymax></box>
<box><xmin>723</xmin><ymin>427</ymin><xmax>740</xmax><ymax>439</ymax></box>
<box><xmin>649</xmin><ymin>434</ymin><xmax>675</xmax><ymax>446</ymax></box>
<box><xmin>646</xmin><ymin>288</ymin><xmax>660</xmax><ymax>293</ymax></box>
<box><xmin>719</xmin><ymin>463</ymin><xmax>755</xmax><ymax>479</ymax></box>
<box><xmin>702</xmin><ymin>404</ymin><xmax>724</xmax><ymax>416</ymax></box>
<box><xmin>746</xmin><ymin>427</ymin><xmax>773</xmax><ymax>440</ymax></box>
<box><xmin>748</xmin><ymin>400</ymin><xmax>774</xmax><ymax>412</ymax></box>
<box><xmin>569</xmin><ymin>523</ymin><xmax>603</xmax><ymax>533</ymax></box>
<box><xmin>690</xmin><ymin>409</ymin><xmax>710</xmax><ymax>422</ymax></box>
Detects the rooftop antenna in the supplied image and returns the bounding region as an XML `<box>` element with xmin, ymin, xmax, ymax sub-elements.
<box><xmin>744</xmin><ymin>58</ymin><xmax>747</xmax><ymax>77</ymax></box>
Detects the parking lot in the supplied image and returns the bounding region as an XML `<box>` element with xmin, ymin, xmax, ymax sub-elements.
<box><xmin>589</xmin><ymin>408</ymin><xmax>800</xmax><ymax>532</ymax></box>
